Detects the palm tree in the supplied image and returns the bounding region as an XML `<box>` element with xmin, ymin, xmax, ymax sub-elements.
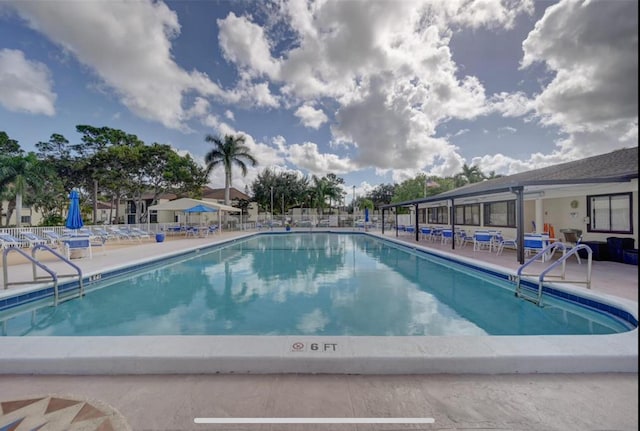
<box><xmin>1</xmin><ymin>153</ymin><xmax>45</xmax><ymax>227</ymax></box>
<box><xmin>204</xmin><ymin>134</ymin><xmax>258</xmax><ymax>205</ymax></box>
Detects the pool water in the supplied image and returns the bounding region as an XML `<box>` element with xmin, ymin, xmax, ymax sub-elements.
<box><xmin>1</xmin><ymin>233</ymin><xmax>632</xmax><ymax>336</ymax></box>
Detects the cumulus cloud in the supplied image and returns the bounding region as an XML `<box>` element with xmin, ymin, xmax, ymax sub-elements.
<box><xmin>0</xmin><ymin>48</ymin><xmax>56</xmax><ymax>115</ymax></box>
<box><xmin>8</xmin><ymin>0</ymin><xmax>222</xmax><ymax>130</ymax></box>
<box><xmin>294</xmin><ymin>103</ymin><xmax>328</xmax><ymax>129</ymax></box>
<box><xmin>521</xmin><ymin>0</ymin><xmax>638</xmax><ymax>154</ymax></box>
<box><xmin>217</xmin><ymin>12</ymin><xmax>280</xmax><ymax>78</ymax></box>
<box><xmin>287</xmin><ymin>141</ymin><xmax>355</xmax><ymax>175</ymax></box>
<box><xmin>490</xmin><ymin>91</ymin><xmax>535</xmax><ymax>117</ymax></box>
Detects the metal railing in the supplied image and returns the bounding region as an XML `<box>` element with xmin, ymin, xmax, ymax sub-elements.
<box><xmin>2</xmin><ymin>244</ymin><xmax>84</xmax><ymax>306</ymax></box>
<box><xmin>515</xmin><ymin>242</ymin><xmax>592</xmax><ymax>306</ymax></box>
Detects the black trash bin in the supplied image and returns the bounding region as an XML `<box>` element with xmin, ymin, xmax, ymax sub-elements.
<box><xmin>623</xmin><ymin>249</ymin><xmax>638</xmax><ymax>265</ymax></box>
<box><xmin>606</xmin><ymin>237</ymin><xmax>635</xmax><ymax>262</ymax></box>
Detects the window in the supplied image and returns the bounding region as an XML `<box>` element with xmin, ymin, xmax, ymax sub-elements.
<box><xmin>587</xmin><ymin>193</ymin><xmax>632</xmax><ymax>233</ymax></box>
<box><xmin>427</xmin><ymin>206</ymin><xmax>448</xmax><ymax>224</ymax></box>
<box><xmin>484</xmin><ymin>200</ymin><xmax>516</xmax><ymax>227</ymax></box>
<box><xmin>20</xmin><ymin>215</ymin><xmax>31</xmax><ymax>224</ymax></box>
<box><xmin>454</xmin><ymin>204</ymin><xmax>480</xmax><ymax>226</ymax></box>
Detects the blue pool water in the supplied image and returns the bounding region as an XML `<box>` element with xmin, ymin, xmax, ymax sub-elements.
<box><xmin>1</xmin><ymin>233</ymin><xmax>633</xmax><ymax>336</ymax></box>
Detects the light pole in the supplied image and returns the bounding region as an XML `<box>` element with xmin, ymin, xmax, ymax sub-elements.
<box><xmin>270</xmin><ymin>186</ymin><xmax>274</xmax><ymax>230</ymax></box>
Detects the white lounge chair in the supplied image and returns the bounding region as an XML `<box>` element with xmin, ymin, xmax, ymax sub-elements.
<box><xmin>20</xmin><ymin>231</ymin><xmax>50</xmax><ymax>248</ymax></box>
<box><xmin>0</xmin><ymin>232</ymin><xmax>29</xmax><ymax>249</ymax></box>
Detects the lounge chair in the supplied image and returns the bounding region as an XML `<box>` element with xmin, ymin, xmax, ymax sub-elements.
<box><xmin>109</xmin><ymin>227</ymin><xmax>133</xmax><ymax>241</ymax></box>
<box><xmin>129</xmin><ymin>227</ymin><xmax>151</xmax><ymax>240</ymax></box>
<box><xmin>20</xmin><ymin>231</ymin><xmax>50</xmax><ymax>248</ymax></box>
<box><xmin>0</xmin><ymin>232</ymin><xmax>28</xmax><ymax>249</ymax></box>
<box><xmin>43</xmin><ymin>230</ymin><xmax>65</xmax><ymax>247</ymax></box>
<box><xmin>92</xmin><ymin>227</ymin><xmax>115</xmax><ymax>241</ymax></box>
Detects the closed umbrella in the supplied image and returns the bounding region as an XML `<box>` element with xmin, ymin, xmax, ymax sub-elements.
<box><xmin>65</xmin><ymin>189</ymin><xmax>84</xmax><ymax>234</ymax></box>
<box><xmin>364</xmin><ymin>207</ymin><xmax>369</xmax><ymax>231</ymax></box>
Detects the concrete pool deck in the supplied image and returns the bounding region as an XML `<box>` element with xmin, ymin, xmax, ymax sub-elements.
<box><xmin>1</xmin><ymin>228</ymin><xmax>638</xmax><ymax>429</ymax></box>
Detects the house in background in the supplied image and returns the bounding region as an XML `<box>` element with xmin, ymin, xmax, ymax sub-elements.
<box><xmin>382</xmin><ymin>146</ymin><xmax>638</xmax><ymax>263</ymax></box>
<box><xmin>202</xmin><ymin>187</ymin><xmax>258</xmax><ymax>222</ymax></box>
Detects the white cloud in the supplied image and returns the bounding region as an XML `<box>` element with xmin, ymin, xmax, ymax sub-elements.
<box><xmin>287</xmin><ymin>141</ymin><xmax>355</xmax><ymax>175</ymax></box>
<box><xmin>453</xmin><ymin>128</ymin><xmax>470</xmax><ymax>137</ymax></box>
<box><xmin>294</xmin><ymin>104</ymin><xmax>328</xmax><ymax>129</ymax></box>
<box><xmin>217</xmin><ymin>12</ymin><xmax>280</xmax><ymax>78</ymax></box>
<box><xmin>9</xmin><ymin>0</ymin><xmax>222</xmax><ymax>130</ymax></box>
<box><xmin>490</xmin><ymin>91</ymin><xmax>535</xmax><ymax>117</ymax></box>
<box><xmin>0</xmin><ymin>48</ymin><xmax>56</xmax><ymax>115</ymax></box>
<box><xmin>224</xmin><ymin>110</ymin><xmax>235</xmax><ymax>121</ymax></box>
<box><xmin>497</xmin><ymin>126</ymin><xmax>517</xmax><ymax>135</ymax></box>
<box><xmin>521</xmin><ymin>0</ymin><xmax>638</xmax><ymax>154</ymax></box>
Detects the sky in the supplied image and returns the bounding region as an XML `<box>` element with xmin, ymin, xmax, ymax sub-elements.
<box><xmin>0</xmin><ymin>0</ymin><xmax>637</xmax><ymax>202</ymax></box>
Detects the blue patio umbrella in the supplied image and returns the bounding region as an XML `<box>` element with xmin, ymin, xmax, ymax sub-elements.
<box><xmin>364</xmin><ymin>207</ymin><xmax>369</xmax><ymax>222</ymax></box>
<box><xmin>65</xmin><ymin>189</ymin><xmax>84</xmax><ymax>232</ymax></box>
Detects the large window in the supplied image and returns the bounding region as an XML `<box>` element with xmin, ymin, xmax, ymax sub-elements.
<box><xmin>484</xmin><ymin>200</ymin><xmax>516</xmax><ymax>227</ymax></box>
<box><xmin>454</xmin><ymin>204</ymin><xmax>480</xmax><ymax>226</ymax></box>
<box><xmin>427</xmin><ymin>206</ymin><xmax>448</xmax><ymax>224</ymax></box>
<box><xmin>588</xmin><ymin>193</ymin><xmax>632</xmax><ymax>233</ymax></box>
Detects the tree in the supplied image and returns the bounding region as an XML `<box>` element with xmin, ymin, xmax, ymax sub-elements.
<box><xmin>1</xmin><ymin>153</ymin><xmax>47</xmax><ymax>227</ymax></box>
<box><xmin>204</xmin><ymin>134</ymin><xmax>258</xmax><ymax>206</ymax></box>
<box><xmin>251</xmin><ymin>168</ymin><xmax>308</xmax><ymax>214</ymax></box>
<box><xmin>367</xmin><ymin>183</ymin><xmax>396</xmax><ymax>209</ymax></box>
<box><xmin>454</xmin><ymin>163</ymin><xmax>486</xmax><ymax>186</ymax></box>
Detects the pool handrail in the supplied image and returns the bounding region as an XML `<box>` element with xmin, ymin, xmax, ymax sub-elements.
<box><xmin>32</xmin><ymin>243</ymin><xmax>85</xmax><ymax>301</ymax></box>
<box><xmin>516</xmin><ymin>243</ymin><xmax>593</xmax><ymax>306</ymax></box>
<box><xmin>515</xmin><ymin>242</ymin><xmax>565</xmax><ymax>305</ymax></box>
<box><xmin>3</xmin><ymin>247</ymin><xmax>59</xmax><ymax>305</ymax></box>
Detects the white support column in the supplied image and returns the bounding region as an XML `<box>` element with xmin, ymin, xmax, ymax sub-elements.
<box><xmin>535</xmin><ymin>198</ymin><xmax>544</xmax><ymax>234</ymax></box>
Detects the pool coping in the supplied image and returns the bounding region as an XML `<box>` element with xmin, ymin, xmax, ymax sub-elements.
<box><xmin>0</xmin><ymin>231</ymin><xmax>637</xmax><ymax>375</ymax></box>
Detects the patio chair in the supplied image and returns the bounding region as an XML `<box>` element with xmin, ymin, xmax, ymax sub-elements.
<box><xmin>441</xmin><ymin>229</ymin><xmax>454</xmax><ymax>245</ymax></box>
<box><xmin>495</xmin><ymin>234</ymin><xmax>517</xmax><ymax>255</ymax></box>
<box><xmin>562</xmin><ymin>234</ymin><xmax>583</xmax><ymax>264</ymax></box>
<box><xmin>473</xmin><ymin>231</ymin><xmax>493</xmax><ymax>252</ymax></box>
<box><xmin>523</xmin><ymin>235</ymin><xmax>554</xmax><ymax>262</ymax></box>
<box><xmin>457</xmin><ymin>230</ymin><xmax>475</xmax><ymax>248</ymax></box>
<box><xmin>0</xmin><ymin>232</ymin><xmax>29</xmax><ymax>249</ymax></box>
<box><xmin>20</xmin><ymin>231</ymin><xmax>50</xmax><ymax>248</ymax></box>
<box><xmin>420</xmin><ymin>227</ymin><xmax>432</xmax><ymax>241</ymax></box>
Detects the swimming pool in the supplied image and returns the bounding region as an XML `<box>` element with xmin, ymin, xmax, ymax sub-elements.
<box><xmin>0</xmin><ymin>231</ymin><xmax>637</xmax><ymax>374</ymax></box>
<box><xmin>0</xmin><ymin>233</ymin><xmax>632</xmax><ymax>337</ymax></box>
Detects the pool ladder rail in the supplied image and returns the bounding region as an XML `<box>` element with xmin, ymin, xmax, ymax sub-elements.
<box><xmin>515</xmin><ymin>242</ymin><xmax>592</xmax><ymax>306</ymax></box>
<box><xmin>2</xmin><ymin>244</ymin><xmax>84</xmax><ymax>306</ymax></box>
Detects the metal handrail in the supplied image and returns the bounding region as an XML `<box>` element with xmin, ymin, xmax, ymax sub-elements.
<box><xmin>32</xmin><ymin>244</ymin><xmax>84</xmax><ymax>299</ymax></box>
<box><xmin>2</xmin><ymin>243</ymin><xmax>85</xmax><ymax>306</ymax></box>
<box><xmin>515</xmin><ymin>242</ymin><xmax>566</xmax><ymax>304</ymax></box>
<box><xmin>516</xmin><ymin>243</ymin><xmax>592</xmax><ymax>306</ymax></box>
<box><xmin>3</xmin><ymin>247</ymin><xmax>60</xmax><ymax>305</ymax></box>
